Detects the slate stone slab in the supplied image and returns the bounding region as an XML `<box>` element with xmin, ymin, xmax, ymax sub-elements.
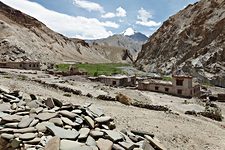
<box><xmin>102</xmin><ymin>130</ymin><xmax>123</xmax><ymax>142</ymax></box>
<box><xmin>78</xmin><ymin>128</ymin><xmax>90</xmax><ymax>139</ymax></box>
<box><xmin>46</xmin><ymin>125</ymin><xmax>79</xmax><ymax>140</ymax></box>
<box><xmin>44</xmin><ymin>136</ymin><xmax>60</xmax><ymax>150</ymax></box>
<box><xmin>49</xmin><ymin>118</ymin><xmax>63</xmax><ymax>126</ymax></box>
<box><xmin>61</xmin><ymin>117</ymin><xmax>79</xmax><ymax>127</ymax></box>
<box><xmin>19</xmin><ymin>133</ymin><xmax>36</xmax><ymax>141</ymax></box>
<box><xmin>1</xmin><ymin>133</ymin><xmax>14</xmax><ymax>140</ymax></box>
<box><xmin>95</xmin><ymin>116</ymin><xmax>111</xmax><ymax>123</ymax></box>
<box><xmin>84</xmin><ymin>116</ymin><xmax>94</xmax><ymax>129</ymax></box>
<box><xmin>18</xmin><ymin>117</ymin><xmax>34</xmax><ymax>128</ymax></box>
<box><xmin>97</xmin><ymin>138</ymin><xmax>113</xmax><ymax>150</ymax></box>
<box><xmin>36</xmin><ymin>112</ymin><xmax>58</xmax><ymax>121</ymax></box>
<box><xmin>59</xmin><ymin>110</ymin><xmax>76</xmax><ymax>119</ymax></box>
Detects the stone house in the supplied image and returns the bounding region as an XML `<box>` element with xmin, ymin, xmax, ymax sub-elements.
<box><xmin>96</xmin><ymin>75</ymin><xmax>136</xmax><ymax>87</ymax></box>
<box><xmin>0</xmin><ymin>61</ymin><xmax>40</xmax><ymax>70</ymax></box>
<box><xmin>138</xmin><ymin>74</ymin><xmax>201</xmax><ymax>98</ymax></box>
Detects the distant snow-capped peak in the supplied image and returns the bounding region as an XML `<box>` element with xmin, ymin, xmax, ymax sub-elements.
<box><xmin>122</xmin><ymin>27</ymin><xmax>136</xmax><ymax>36</ymax></box>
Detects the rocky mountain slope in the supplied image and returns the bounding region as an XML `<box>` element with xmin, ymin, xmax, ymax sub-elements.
<box><xmin>89</xmin><ymin>28</ymin><xmax>148</xmax><ymax>60</ymax></box>
<box><xmin>0</xmin><ymin>2</ymin><xmax>131</xmax><ymax>64</ymax></box>
<box><xmin>136</xmin><ymin>0</ymin><xmax>225</xmax><ymax>87</ymax></box>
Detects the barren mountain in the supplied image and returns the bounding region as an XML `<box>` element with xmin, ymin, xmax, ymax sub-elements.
<box><xmin>0</xmin><ymin>2</ymin><xmax>131</xmax><ymax>64</ymax></box>
<box><xmin>136</xmin><ymin>0</ymin><xmax>225</xmax><ymax>87</ymax></box>
<box><xmin>89</xmin><ymin>28</ymin><xmax>148</xmax><ymax>60</ymax></box>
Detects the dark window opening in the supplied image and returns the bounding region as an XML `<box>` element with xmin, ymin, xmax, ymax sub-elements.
<box><xmin>176</xmin><ymin>79</ymin><xmax>183</xmax><ymax>86</ymax></box>
<box><xmin>33</xmin><ymin>64</ymin><xmax>35</xmax><ymax>67</ymax></box>
<box><xmin>177</xmin><ymin>89</ymin><xmax>182</xmax><ymax>95</ymax></box>
<box><xmin>20</xmin><ymin>64</ymin><xmax>22</xmax><ymax>67</ymax></box>
<box><xmin>155</xmin><ymin>86</ymin><xmax>159</xmax><ymax>91</ymax></box>
<box><xmin>112</xmin><ymin>81</ymin><xmax>116</xmax><ymax>85</ymax></box>
<box><xmin>29</xmin><ymin>64</ymin><xmax>31</xmax><ymax>67</ymax></box>
<box><xmin>165</xmin><ymin>88</ymin><xmax>169</xmax><ymax>92</ymax></box>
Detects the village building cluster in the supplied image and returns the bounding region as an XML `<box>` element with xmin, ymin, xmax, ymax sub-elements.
<box><xmin>0</xmin><ymin>61</ymin><xmax>40</xmax><ymax>70</ymax></box>
<box><xmin>0</xmin><ymin>61</ymin><xmax>201</xmax><ymax>98</ymax></box>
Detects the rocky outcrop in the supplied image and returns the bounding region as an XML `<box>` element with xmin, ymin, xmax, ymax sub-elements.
<box><xmin>135</xmin><ymin>0</ymin><xmax>225</xmax><ymax>87</ymax></box>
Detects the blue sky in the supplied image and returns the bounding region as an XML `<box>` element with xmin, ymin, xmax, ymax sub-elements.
<box><xmin>1</xmin><ymin>0</ymin><xmax>198</xmax><ymax>39</ymax></box>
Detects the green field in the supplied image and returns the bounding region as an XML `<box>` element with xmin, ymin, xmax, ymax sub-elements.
<box><xmin>55</xmin><ymin>63</ymin><xmax>130</xmax><ymax>76</ymax></box>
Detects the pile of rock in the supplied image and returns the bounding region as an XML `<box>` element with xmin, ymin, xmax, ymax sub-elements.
<box><xmin>0</xmin><ymin>86</ymin><xmax>166</xmax><ymax>150</ymax></box>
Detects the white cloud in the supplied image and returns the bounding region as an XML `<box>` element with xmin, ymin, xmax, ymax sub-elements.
<box><xmin>101</xmin><ymin>6</ymin><xmax>126</xmax><ymax>18</ymax></box>
<box><xmin>101</xmin><ymin>12</ymin><xmax>116</xmax><ymax>18</ymax></box>
<box><xmin>73</xmin><ymin>0</ymin><xmax>104</xmax><ymax>13</ymax></box>
<box><xmin>116</xmin><ymin>7</ymin><xmax>126</xmax><ymax>17</ymax></box>
<box><xmin>1</xmin><ymin>0</ymin><xmax>119</xmax><ymax>39</ymax></box>
<box><xmin>136</xmin><ymin>8</ymin><xmax>161</xmax><ymax>27</ymax></box>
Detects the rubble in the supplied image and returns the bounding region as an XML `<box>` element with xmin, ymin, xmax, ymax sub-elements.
<box><xmin>0</xmin><ymin>88</ymin><xmax>166</xmax><ymax>150</ymax></box>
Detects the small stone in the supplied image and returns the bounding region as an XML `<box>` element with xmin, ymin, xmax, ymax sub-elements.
<box><xmin>102</xmin><ymin>130</ymin><xmax>123</xmax><ymax>142</ymax></box>
<box><xmin>45</xmin><ymin>98</ymin><xmax>55</xmax><ymax>109</ymax></box>
<box><xmin>97</xmin><ymin>138</ymin><xmax>113</xmax><ymax>150</ymax></box>
<box><xmin>61</xmin><ymin>117</ymin><xmax>79</xmax><ymax>127</ymax></box>
<box><xmin>35</xmin><ymin>107</ymin><xmax>44</xmax><ymax>114</ymax></box>
<box><xmin>75</xmin><ymin>117</ymin><xmax>83</xmax><ymax>124</ymax></box>
<box><xmin>0</xmin><ymin>111</ymin><xmax>8</xmax><ymax>118</ymax></box>
<box><xmin>27</xmin><ymin>101</ymin><xmax>39</xmax><ymax>108</ymax></box>
<box><xmin>36</xmin><ymin>112</ymin><xmax>58</xmax><ymax>121</ymax></box>
<box><xmin>52</xmin><ymin>98</ymin><xmax>63</xmax><ymax>107</ymax></box>
<box><xmin>24</xmin><ymin>138</ymin><xmax>41</xmax><ymax>144</ymax></box>
<box><xmin>19</xmin><ymin>133</ymin><xmax>36</xmax><ymax>141</ymax></box>
<box><xmin>1</xmin><ymin>133</ymin><xmax>14</xmax><ymax>140</ymax></box>
<box><xmin>86</xmin><ymin>136</ymin><xmax>96</xmax><ymax>146</ymax></box>
<box><xmin>29</xmin><ymin>119</ymin><xmax>39</xmax><ymax>127</ymax></box>
<box><xmin>11</xmin><ymin>103</ymin><xmax>17</xmax><ymax>110</ymax></box>
<box><xmin>88</xmin><ymin>105</ymin><xmax>104</xmax><ymax>117</ymax></box>
<box><xmin>49</xmin><ymin>118</ymin><xmax>63</xmax><ymax>126</ymax></box>
<box><xmin>64</xmin><ymin>125</ymin><xmax>72</xmax><ymax>129</ymax></box>
<box><xmin>2</xmin><ymin>114</ymin><xmax>23</xmax><ymax>122</ymax></box>
<box><xmin>46</xmin><ymin>125</ymin><xmax>79</xmax><ymax>140</ymax></box>
<box><xmin>84</xmin><ymin>116</ymin><xmax>94</xmax><ymax>129</ymax></box>
<box><xmin>36</xmin><ymin>122</ymin><xmax>54</xmax><ymax>133</ymax></box>
<box><xmin>90</xmin><ymin>130</ymin><xmax>104</xmax><ymax>138</ymax></box>
<box><xmin>30</xmin><ymin>94</ymin><xmax>37</xmax><ymax>100</ymax></box>
<box><xmin>14</xmin><ymin>127</ymin><xmax>37</xmax><ymax>133</ymax></box>
<box><xmin>78</xmin><ymin>128</ymin><xmax>90</xmax><ymax>139</ymax></box>
<box><xmin>5</xmin><ymin>122</ymin><xmax>18</xmax><ymax>128</ymax></box>
<box><xmin>44</xmin><ymin>136</ymin><xmax>60</xmax><ymax>150</ymax></box>
<box><xmin>11</xmin><ymin>138</ymin><xmax>21</xmax><ymax>148</ymax></box>
<box><xmin>59</xmin><ymin>110</ymin><xmax>76</xmax><ymax>119</ymax></box>
<box><xmin>18</xmin><ymin>117</ymin><xmax>34</xmax><ymax>128</ymax></box>
<box><xmin>72</xmin><ymin>109</ymin><xmax>82</xmax><ymax>114</ymax></box>
<box><xmin>95</xmin><ymin>116</ymin><xmax>111</xmax><ymax>123</ymax></box>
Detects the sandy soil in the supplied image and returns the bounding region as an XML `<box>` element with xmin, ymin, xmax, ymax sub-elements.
<box><xmin>0</xmin><ymin>69</ymin><xmax>225</xmax><ymax>150</ymax></box>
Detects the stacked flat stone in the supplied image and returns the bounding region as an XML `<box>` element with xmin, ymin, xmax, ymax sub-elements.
<box><xmin>0</xmin><ymin>86</ymin><xmax>166</xmax><ymax>150</ymax></box>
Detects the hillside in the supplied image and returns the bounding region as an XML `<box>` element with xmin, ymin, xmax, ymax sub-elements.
<box><xmin>136</xmin><ymin>0</ymin><xmax>225</xmax><ymax>87</ymax></box>
<box><xmin>0</xmin><ymin>2</ymin><xmax>131</xmax><ymax>64</ymax></box>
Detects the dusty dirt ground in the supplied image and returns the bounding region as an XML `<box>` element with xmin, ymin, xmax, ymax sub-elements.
<box><xmin>0</xmin><ymin>69</ymin><xmax>225</xmax><ymax>150</ymax></box>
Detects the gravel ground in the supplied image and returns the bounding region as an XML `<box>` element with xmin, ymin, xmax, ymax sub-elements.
<box><xmin>0</xmin><ymin>69</ymin><xmax>225</xmax><ymax>150</ymax></box>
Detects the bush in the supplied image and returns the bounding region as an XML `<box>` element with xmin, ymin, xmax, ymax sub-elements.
<box><xmin>63</xmin><ymin>93</ymin><xmax>71</xmax><ymax>97</ymax></box>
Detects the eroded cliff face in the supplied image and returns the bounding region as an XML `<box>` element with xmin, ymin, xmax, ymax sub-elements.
<box><xmin>136</xmin><ymin>0</ymin><xmax>225</xmax><ymax>87</ymax></box>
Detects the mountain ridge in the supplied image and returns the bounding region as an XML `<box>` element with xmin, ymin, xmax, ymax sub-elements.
<box><xmin>135</xmin><ymin>0</ymin><xmax>225</xmax><ymax>87</ymax></box>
